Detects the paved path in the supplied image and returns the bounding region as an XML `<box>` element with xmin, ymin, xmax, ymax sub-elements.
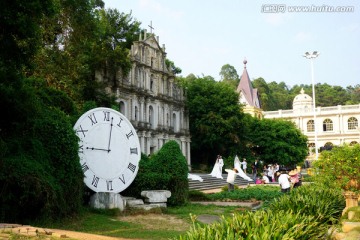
<box><xmin>0</xmin><ymin>224</ymin><xmax>137</xmax><ymax>240</ymax></box>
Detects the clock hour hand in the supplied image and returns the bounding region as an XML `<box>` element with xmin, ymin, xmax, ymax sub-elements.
<box><xmin>107</xmin><ymin>117</ymin><xmax>114</xmax><ymax>151</ymax></box>
<box><xmin>86</xmin><ymin>147</ymin><xmax>111</xmax><ymax>153</ymax></box>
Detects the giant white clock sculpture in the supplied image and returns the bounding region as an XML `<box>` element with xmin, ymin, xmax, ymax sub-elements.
<box><xmin>74</xmin><ymin>107</ymin><xmax>140</xmax><ymax>193</ymax></box>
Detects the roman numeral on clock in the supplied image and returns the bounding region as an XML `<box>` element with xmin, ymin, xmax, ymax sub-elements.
<box><xmin>88</xmin><ymin>113</ymin><xmax>98</xmax><ymax>125</ymax></box>
<box><xmin>92</xmin><ymin>175</ymin><xmax>99</xmax><ymax>187</ymax></box>
<box><xmin>119</xmin><ymin>174</ymin><xmax>125</xmax><ymax>184</ymax></box>
<box><xmin>126</xmin><ymin>130</ymin><xmax>134</xmax><ymax>139</ymax></box>
<box><xmin>77</xmin><ymin>125</ymin><xmax>88</xmax><ymax>138</ymax></box>
<box><xmin>81</xmin><ymin>163</ymin><xmax>89</xmax><ymax>173</ymax></box>
<box><xmin>79</xmin><ymin>145</ymin><xmax>84</xmax><ymax>153</ymax></box>
<box><xmin>117</xmin><ymin>117</ymin><xmax>123</xmax><ymax>127</ymax></box>
<box><xmin>128</xmin><ymin>163</ymin><xmax>136</xmax><ymax>173</ymax></box>
<box><xmin>103</xmin><ymin>111</ymin><xmax>110</xmax><ymax>121</ymax></box>
<box><xmin>130</xmin><ymin>148</ymin><xmax>138</xmax><ymax>155</ymax></box>
<box><xmin>106</xmin><ymin>180</ymin><xmax>113</xmax><ymax>191</ymax></box>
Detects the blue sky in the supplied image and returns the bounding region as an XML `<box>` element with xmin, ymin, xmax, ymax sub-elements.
<box><xmin>104</xmin><ymin>0</ymin><xmax>360</xmax><ymax>89</ymax></box>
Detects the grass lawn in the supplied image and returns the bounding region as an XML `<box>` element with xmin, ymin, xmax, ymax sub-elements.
<box><xmin>0</xmin><ymin>186</ymin><xmax>292</xmax><ymax>240</ymax></box>
<box><xmin>36</xmin><ymin>203</ymin><xmax>244</xmax><ymax>240</ymax></box>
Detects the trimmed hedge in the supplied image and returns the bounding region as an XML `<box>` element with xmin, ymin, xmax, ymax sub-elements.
<box><xmin>123</xmin><ymin>140</ymin><xmax>189</xmax><ymax>206</ymax></box>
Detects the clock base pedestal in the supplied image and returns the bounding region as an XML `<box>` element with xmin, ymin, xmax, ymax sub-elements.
<box><xmin>89</xmin><ymin>192</ymin><xmax>124</xmax><ymax>211</ymax></box>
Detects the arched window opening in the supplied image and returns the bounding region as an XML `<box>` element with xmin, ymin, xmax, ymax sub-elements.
<box><xmin>348</xmin><ymin>117</ymin><xmax>358</xmax><ymax>130</ymax></box>
<box><xmin>323</xmin><ymin>119</ymin><xmax>333</xmax><ymax>132</ymax></box>
<box><xmin>350</xmin><ymin>141</ymin><xmax>358</xmax><ymax>146</ymax></box>
<box><xmin>307</xmin><ymin>120</ymin><xmax>315</xmax><ymax>132</ymax></box>
<box><xmin>135</xmin><ymin>106</ymin><xmax>138</xmax><ymax>121</ymax></box>
<box><xmin>119</xmin><ymin>101</ymin><xmax>125</xmax><ymax>114</ymax></box>
<box><xmin>149</xmin><ymin>106</ymin><xmax>154</xmax><ymax>128</ymax></box>
<box><xmin>173</xmin><ymin>113</ymin><xmax>177</xmax><ymax>132</ymax></box>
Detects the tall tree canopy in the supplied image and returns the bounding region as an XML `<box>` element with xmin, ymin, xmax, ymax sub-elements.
<box><xmin>252</xmin><ymin>79</ymin><xmax>358</xmax><ymax>111</ymax></box>
<box><xmin>182</xmin><ymin>75</ymin><xmax>246</xmax><ymax>166</ymax></box>
<box><xmin>248</xmin><ymin>118</ymin><xmax>308</xmax><ymax>167</ymax></box>
<box><xmin>219</xmin><ymin>64</ymin><xmax>240</xmax><ymax>88</ymax></box>
<box><xmin>0</xmin><ymin>0</ymin><xmax>85</xmax><ymax>222</ymax></box>
<box><xmin>32</xmin><ymin>4</ymin><xmax>141</xmax><ymax>106</ymax></box>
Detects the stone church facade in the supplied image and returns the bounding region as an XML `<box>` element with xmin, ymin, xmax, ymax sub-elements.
<box><xmin>96</xmin><ymin>30</ymin><xmax>191</xmax><ymax>166</ymax></box>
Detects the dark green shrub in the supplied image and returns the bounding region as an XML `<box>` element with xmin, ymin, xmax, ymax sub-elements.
<box><xmin>188</xmin><ymin>190</ymin><xmax>211</xmax><ymax>201</ymax></box>
<box><xmin>0</xmin><ymin>81</ymin><xmax>83</xmax><ymax>223</ymax></box>
<box><xmin>123</xmin><ymin>141</ymin><xmax>189</xmax><ymax>206</ymax></box>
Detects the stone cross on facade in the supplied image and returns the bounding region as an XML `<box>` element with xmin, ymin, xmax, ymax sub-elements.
<box><xmin>148</xmin><ymin>21</ymin><xmax>154</xmax><ymax>33</ymax></box>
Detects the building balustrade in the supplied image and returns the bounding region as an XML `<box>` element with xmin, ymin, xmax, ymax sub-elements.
<box><xmin>264</xmin><ymin>104</ymin><xmax>360</xmax><ymax>118</ymax></box>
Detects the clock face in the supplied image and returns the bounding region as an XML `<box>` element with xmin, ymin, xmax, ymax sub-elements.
<box><xmin>74</xmin><ymin>107</ymin><xmax>141</xmax><ymax>193</ymax></box>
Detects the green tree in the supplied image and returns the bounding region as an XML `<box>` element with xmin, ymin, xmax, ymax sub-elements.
<box><xmin>314</xmin><ymin>83</ymin><xmax>350</xmax><ymax>107</ymax></box>
<box><xmin>219</xmin><ymin>64</ymin><xmax>240</xmax><ymax>88</ymax></box>
<box><xmin>248</xmin><ymin>118</ymin><xmax>308</xmax><ymax>167</ymax></box>
<box><xmin>346</xmin><ymin>84</ymin><xmax>360</xmax><ymax>104</ymax></box>
<box><xmin>313</xmin><ymin>144</ymin><xmax>360</xmax><ymax>194</ymax></box>
<box><xmin>268</xmin><ymin>81</ymin><xmax>292</xmax><ymax>110</ymax></box>
<box><xmin>183</xmin><ymin>75</ymin><xmax>246</xmax><ymax>166</ymax></box>
<box><xmin>252</xmin><ymin>77</ymin><xmax>274</xmax><ymax>111</ymax></box>
<box><xmin>32</xmin><ymin>3</ymin><xmax>141</xmax><ymax>106</ymax></box>
<box><xmin>0</xmin><ymin>0</ymin><xmax>84</xmax><ymax>222</ymax></box>
<box><xmin>166</xmin><ymin>59</ymin><xmax>182</xmax><ymax>75</ymax></box>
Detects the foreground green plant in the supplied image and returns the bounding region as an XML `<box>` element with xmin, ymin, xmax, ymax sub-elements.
<box><xmin>176</xmin><ymin>209</ymin><xmax>327</xmax><ymax>240</ymax></box>
<box><xmin>268</xmin><ymin>183</ymin><xmax>345</xmax><ymax>225</ymax></box>
<box><xmin>176</xmin><ymin>184</ymin><xmax>345</xmax><ymax>239</ymax></box>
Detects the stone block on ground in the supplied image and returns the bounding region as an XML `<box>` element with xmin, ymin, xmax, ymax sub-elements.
<box><xmin>141</xmin><ymin>190</ymin><xmax>171</xmax><ymax>203</ymax></box>
<box><xmin>126</xmin><ymin>199</ymin><xmax>144</xmax><ymax>207</ymax></box>
<box><xmin>131</xmin><ymin>203</ymin><xmax>164</xmax><ymax>211</ymax></box>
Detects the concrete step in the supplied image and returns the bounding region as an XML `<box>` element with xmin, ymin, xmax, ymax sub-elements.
<box><xmin>189</xmin><ymin>173</ymin><xmax>254</xmax><ymax>191</ymax></box>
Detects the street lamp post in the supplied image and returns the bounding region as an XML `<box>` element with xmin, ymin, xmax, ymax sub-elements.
<box><xmin>303</xmin><ymin>51</ymin><xmax>320</xmax><ymax>160</ymax></box>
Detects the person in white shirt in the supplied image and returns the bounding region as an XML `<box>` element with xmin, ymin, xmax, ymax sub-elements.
<box><xmin>241</xmin><ymin>158</ymin><xmax>247</xmax><ymax>173</ymax></box>
<box><xmin>218</xmin><ymin>155</ymin><xmax>224</xmax><ymax>173</ymax></box>
<box><xmin>277</xmin><ymin>172</ymin><xmax>291</xmax><ymax>193</ymax></box>
<box><xmin>225</xmin><ymin>168</ymin><xmax>238</xmax><ymax>192</ymax></box>
<box><xmin>261</xmin><ymin>173</ymin><xmax>270</xmax><ymax>184</ymax></box>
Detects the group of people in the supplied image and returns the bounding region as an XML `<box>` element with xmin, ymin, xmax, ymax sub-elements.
<box><xmin>209</xmin><ymin>155</ymin><xmax>253</xmax><ymax>191</ymax></box>
<box><xmin>209</xmin><ymin>155</ymin><xmax>303</xmax><ymax>192</ymax></box>
<box><xmin>259</xmin><ymin>163</ymin><xmax>279</xmax><ymax>184</ymax></box>
<box><xmin>277</xmin><ymin>168</ymin><xmax>302</xmax><ymax>192</ymax></box>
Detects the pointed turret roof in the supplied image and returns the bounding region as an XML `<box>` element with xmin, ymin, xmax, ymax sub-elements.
<box><xmin>236</xmin><ymin>59</ymin><xmax>261</xmax><ymax>108</ymax></box>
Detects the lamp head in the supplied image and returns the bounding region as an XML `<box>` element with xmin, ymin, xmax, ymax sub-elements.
<box><xmin>303</xmin><ymin>52</ymin><xmax>311</xmax><ymax>59</ymax></box>
<box><xmin>312</xmin><ymin>51</ymin><xmax>320</xmax><ymax>57</ymax></box>
<box><xmin>303</xmin><ymin>51</ymin><xmax>319</xmax><ymax>59</ymax></box>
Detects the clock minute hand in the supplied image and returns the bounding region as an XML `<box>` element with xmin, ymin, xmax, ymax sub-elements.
<box><xmin>107</xmin><ymin>117</ymin><xmax>114</xmax><ymax>151</ymax></box>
